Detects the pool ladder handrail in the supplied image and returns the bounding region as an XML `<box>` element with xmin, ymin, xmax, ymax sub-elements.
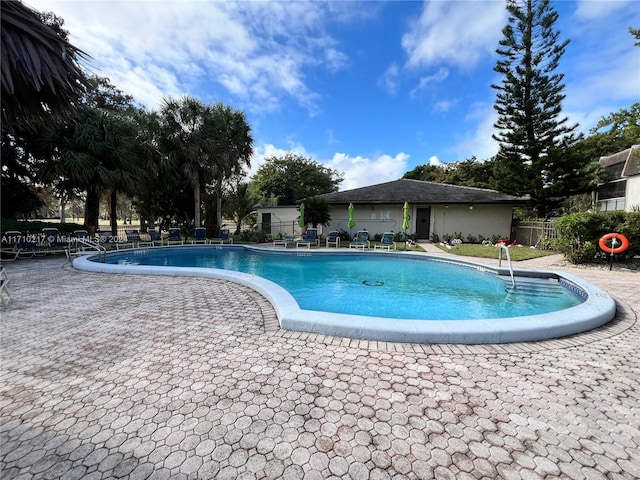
<box><xmin>67</xmin><ymin>237</ymin><xmax>107</xmax><ymax>263</ymax></box>
<box><xmin>498</xmin><ymin>245</ymin><xmax>516</xmax><ymax>288</ymax></box>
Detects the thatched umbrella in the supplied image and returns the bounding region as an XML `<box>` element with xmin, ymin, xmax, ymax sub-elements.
<box><xmin>1</xmin><ymin>1</ymin><xmax>90</xmax><ymax>133</ymax></box>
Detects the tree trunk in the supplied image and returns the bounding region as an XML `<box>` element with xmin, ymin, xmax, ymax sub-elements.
<box><xmin>59</xmin><ymin>196</ymin><xmax>66</xmax><ymax>224</ymax></box>
<box><xmin>194</xmin><ymin>173</ymin><xmax>201</xmax><ymax>227</ymax></box>
<box><xmin>216</xmin><ymin>178</ymin><xmax>223</xmax><ymax>233</ymax></box>
<box><xmin>84</xmin><ymin>186</ymin><xmax>101</xmax><ymax>236</ymax></box>
<box><xmin>110</xmin><ymin>190</ymin><xmax>118</xmax><ymax>235</ymax></box>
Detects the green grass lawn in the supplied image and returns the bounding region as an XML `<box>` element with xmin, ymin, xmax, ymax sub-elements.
<box><xmin>435</xmin><ymin>243</ymin><xmax>557</xmax><ymax>261</ymax></box>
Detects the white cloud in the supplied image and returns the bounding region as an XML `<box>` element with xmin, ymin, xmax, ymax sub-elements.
<box><xmin>401</xmin><ymin>1</ymin><xmax>505</xmax><ymax>70</ymax></box>
<box><xmin>27</xmin><ymin>0</ymin><xmax>351</xmax><ymax>113</ymax></box>
<box><xmin>428</xmin><ymin>156</ymin><xmax>442</xmax><ymax>166</ymax></box>
<box><xmin>379</xmin><ymin>63</ymin><xmax>400</xmax><ymax>95</ymax></box>
<box><xmin>326</xmin><ymin>152</ymin><xmax>409</xmax><ymax>190</ymax></box>
<box><xmin>248</xmin><ymin>145</ymin><xmax>408</xmax><ymax>191</ymax></box>
<box><xmin>574</xmin><ymin>0</ymin><xmax>634</xmax><ymax>19</ymax></box>
<box><xmin>410</xmin><ymin>67</ymin><xmax>449</xmax><ymax>97</ymax></box>
<box><xmin>451</xmin><ymin>102</ymin><xmax>500</xmax><ymax>161</ymax></box>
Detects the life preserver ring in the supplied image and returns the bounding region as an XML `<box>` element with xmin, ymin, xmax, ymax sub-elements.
<box><xmin>598</xmin><ymin>233</ymin><xmax>629</xmax><ymax>254</ymax></box>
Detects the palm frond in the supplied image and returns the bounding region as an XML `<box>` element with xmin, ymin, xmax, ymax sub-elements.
<box><xmin>1</xmin><ymin>1</ymin><xmax>90</xmax><ymax>133</ymax></box>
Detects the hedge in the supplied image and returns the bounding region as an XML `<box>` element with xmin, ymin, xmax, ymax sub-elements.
<box><xmin>554</xmin><ymin>211</ymin><xmax>639</xmax><ymax>264</ymax></box>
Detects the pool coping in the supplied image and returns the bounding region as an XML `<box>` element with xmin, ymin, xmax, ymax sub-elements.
<box><xmin>72</xmin><ymin>244</ymin><xmax>617</xmax><ymax>344</ymax></box>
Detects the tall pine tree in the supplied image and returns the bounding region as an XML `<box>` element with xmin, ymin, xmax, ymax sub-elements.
<box><xmin>491</xmin><ymin>0</ymin><xmax>586</xmax><ymax>218</ymax></box>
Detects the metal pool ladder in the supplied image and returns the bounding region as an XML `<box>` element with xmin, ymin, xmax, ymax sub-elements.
<box><xmin>498</xmin><ymin>245</ymin><xmax>516</xmax><ymax>288</ymax></box>
<box><xmin>66</xmin><ymin>238</ymin><xmax>107</xmax><ymax>263</ymax></box>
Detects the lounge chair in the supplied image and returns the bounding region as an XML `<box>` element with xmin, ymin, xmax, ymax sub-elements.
<box><xmin>116</xmin><ymin>229</ymin><xmax>143</xmax><ymax>249</ymax></box>
<box><xmin>191</xmin><ymin>227</ymin><xmax>208</xmax><ymax>244</ymax></box>
<box><xmin>147</xmin><ymin>229</ymin><xmax>163</xmax><ymax>246</ymax></box>
<box><xmin>167</xmin><ymin>228</ymin><xmax>184</xmax><ymax>245</ymax></box>
<box><xmin>0</xmin><ymin>266</ymin><xmax>11</xmax><ymax>306</ymax></box>
<box><xmin>374</xmin><ymin>232</ymin><xmax>396</xmax><ymax>251</ymax></box>
<box><xmin>297</xmin><ymin>228</ymin><xmax>320</xmax><ymax>248</ymax></box>
<box><xmin>273</xmin><ymin>235</ymin><xmax>296</xmax><ymax>247</ymax></box>
<box><xmin>42</xmin><ymin>228</ymin><xmax>69</xmax><ymax>254</ymax></box>
<box><xmin>210</xmin><ymin>229</ymin><xmax>233</xmax><ymax>245</ymax></box>
<box><xmin>349</xmin><ymin>231</ymin><xmax>370</xmax><ymax>250</ymax></box>
<box><xmin>1</xmin><ymin>231</ymin><xmax>41</xmax><ymax>260</ymax></box>
<box><xmin>325</xmin><ymin>230</ymin><xmax>340</xmax><ymax>248</ymax></box>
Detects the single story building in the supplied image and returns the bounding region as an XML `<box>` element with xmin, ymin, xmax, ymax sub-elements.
<box><xmin>596</xmin><ymin>145</ymin><xmax>640</xmax><ymax>212</ymax></box>
<box><xmin>257</xmin><ymin>178</ymin><xmax>528</xmax><ymax>241</ymax></box>
<box><xmin>317</xmin><ymin>179</ymin><xmax>528</xmax><ymax>241</ymax></box>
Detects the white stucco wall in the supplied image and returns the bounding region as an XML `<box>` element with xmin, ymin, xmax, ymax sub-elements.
<box><xmin>327</xmin><ymin>204</ymin><xmax>406</xmax><ymax>237</ymax></box>
<box><xmin>625</xmin><ymin>175</ymin><xmax>640</xmax><ymax>211</ymax></box>
<box><xmin>326</xmin><ymin>204</ymin><xmax>515</xmax><ymax>240</ymax></box>
<box><xmin>430</xmin><ymin>205</ymin><xmax>514</xmax><ymax>241</ymax></box>
<box><xmin>257</xmin><ymin>206</ymin><xmax>302</xmax><ymax>236</ymax></box>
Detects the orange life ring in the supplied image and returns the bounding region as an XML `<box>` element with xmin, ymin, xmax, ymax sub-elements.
<box><xmin>598</xmin><ymin>233</ymin><xmax>629</xmax><ymax>254</ymax></box>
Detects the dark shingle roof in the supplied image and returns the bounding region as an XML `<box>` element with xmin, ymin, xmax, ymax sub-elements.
<box><xmin>317</xmin><ymin>179</ymin><xmax>529</xmax><ymax>205</ymax></box>
<box><xmin>599</xmin><ymin>145</ymin><xmax>640</xmax><ymax>177</ymax></box>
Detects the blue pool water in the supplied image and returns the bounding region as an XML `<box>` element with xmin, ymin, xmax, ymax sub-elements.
<box><xmin>106</xmin><ymin>247</ymin><xmax>583</xmax><ymax>320</ymax></box>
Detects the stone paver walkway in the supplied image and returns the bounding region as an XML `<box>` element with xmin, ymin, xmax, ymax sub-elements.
<box><xmin>0</xmin><ymin>249</ymin><xmax>638</xmax><ymax>479</ymax></box>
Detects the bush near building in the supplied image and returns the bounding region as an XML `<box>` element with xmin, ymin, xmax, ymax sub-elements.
<box><xmin>554</xmin><ymin>212</ymin><xmax>640</xmax><ymax>264</ymax></box>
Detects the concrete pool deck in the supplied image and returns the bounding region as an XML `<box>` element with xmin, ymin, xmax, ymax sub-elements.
<box><xmin>1</xmin><ymin>247</ymin><xmax>638</xmax><ymax>479</ymax></box>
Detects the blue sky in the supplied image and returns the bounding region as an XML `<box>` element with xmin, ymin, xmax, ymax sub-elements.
<box><xmin>29</xmin><ymin>0</ymin><xmax>640</xmax><ymax>190</ymax></box>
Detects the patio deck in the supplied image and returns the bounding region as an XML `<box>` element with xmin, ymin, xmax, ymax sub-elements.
<box><xmin>1</xmin><ymin>249</ymin><xmax>638</xmax><ymax>479</ymax></box>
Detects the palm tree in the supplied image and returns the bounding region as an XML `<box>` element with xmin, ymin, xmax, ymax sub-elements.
<box><xmin>224</xmin><ymin>180</ymin><xmax>260</xmax><ymax>235</ymax></box>
<box><xmin>1</xmin><ymin>1</ymin><xmax>89</xmax><ymax>133</ymax></box>
<box><xmin>303</xmin><ymin>196</ymin><xmax>331</xmax><ymax>228</ymax></box>
<box><xmin>159</xmin><ymin>96</ymin><xmax>215</xmax><ymax>227</ymax></box>
<box><xmin>37</xmin><ymin>106</ymin><xmax>146</xmax><ymax>234</ymax></box>
<box><xmin>209</xmin><ymin>102</ymin><xmax>254</xmax><ymax>232</ymax></box>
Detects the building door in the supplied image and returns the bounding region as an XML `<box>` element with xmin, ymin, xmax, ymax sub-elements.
<box><xmin>262</xmin><ymin>213</ymin><xmax>271</xmax><ymax>234</ymax></box>
<box><xmin>416</xmin><ymin>207</ymin><xmax>431</xmax><ymax>239</ymax></box>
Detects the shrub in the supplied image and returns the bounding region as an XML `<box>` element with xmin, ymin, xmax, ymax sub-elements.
<box><xmin>239</xmin><ymin>229</ymin><xmax>267</xmax><ymax>243</ymax></box>
<box><xmin>554</xmin><ymin>211</ymin><xmax>639</xmax><ymax>264</ymax></box>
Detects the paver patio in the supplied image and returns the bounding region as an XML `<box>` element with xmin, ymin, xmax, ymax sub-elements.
<box><xmin>0</xmin><ymin>247</ymin><xmax>638</xmax><ymax>479</ymax></box>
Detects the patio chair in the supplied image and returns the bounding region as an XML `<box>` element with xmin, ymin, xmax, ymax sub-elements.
<box><xmin>325</xmin><ymin>230</ymin><xmax>340</xmax><ymax>248</ymax></box>
<box><xmin>117</xmin><ymin>229</ymin><xmax>153</xmax><ymax>249</ymax></box>
<box><xmin>210</xmin><ymin>229</ymin><xmax>233</xmax><ymax>245</ymax></box>
<box><xmin>191</xmin><ymin>227</ymin><xmax>209</xmax><ymax>244</ymax></box>
<box><xmin>147</xmin><ymin>229</ymin><xmax>163</xmax><ymax>246</ymax></box>
<box><xmin>1</xmin><ymin>231</ymin><xmax>41</xmax><ymax>260</ymax></box>
<box><xmin>374</xmin><ymin>232</ymin><xmax>396</xmax><ymax>251</ymax></box>
<box><xmin>273</xmin><ymin>235</ymin><xmax>296</xmax><ymax>247</ymax></box>
<box><xmin>42</xmin><ymin>228</ymin><xmax>69</xmax><ymax>254</ymax></box>
<box><xmin>349</xmin><ymin>231</ymin><xmax>370</xmax><ymax>250</ymax></box>
<box><xmin>167</xmin><ymin>228</ymin><xmax>184</xmax><ymax>245</ymax></box>
<box><xmin>297</xmin><ymin>228</ymin><xmax>320</xmax><ymax>248</ymax></box>
<box><xmin>0</xmin><ymin>266</ymin><xmax>11</xmax><ymax>306</ymax></box>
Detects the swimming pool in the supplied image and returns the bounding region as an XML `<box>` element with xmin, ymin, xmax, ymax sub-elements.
<box><xmin>73</xmin><ymin>245</ymin><xmax>616</xmax><ymax>344</ymax></box>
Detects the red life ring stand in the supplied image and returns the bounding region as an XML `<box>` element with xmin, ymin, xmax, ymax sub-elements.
<box><xmin>598</xmin><ymin>233</ymin><xmax>630</xmax><ymax>254</ymax></box>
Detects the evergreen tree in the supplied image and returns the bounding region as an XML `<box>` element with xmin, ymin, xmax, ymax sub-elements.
<box><xmin>491</xmin><ymin>0</ymin><xmax>584</xmax><ymax>217</ymax></box>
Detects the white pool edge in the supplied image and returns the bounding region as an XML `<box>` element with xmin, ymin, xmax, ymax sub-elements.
<box><xmin>73</xmin><ymin>246</ymin><xmax>617</xmax><ymax>344</ymax></box>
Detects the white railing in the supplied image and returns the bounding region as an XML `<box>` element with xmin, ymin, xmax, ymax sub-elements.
<box><xmin>66</xmin><ymin>238</ymin><xmax>107</xmax><ymax>262</ymax></box>
<box><xmin>498</xmin><ymin>245</ymin><xmax>516</xmax><ymax>288</ymax></box>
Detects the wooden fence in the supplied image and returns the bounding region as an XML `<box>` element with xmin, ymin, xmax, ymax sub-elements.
<box><xmin>513</xmin><ymin>221</ymin><xmax>558</xmax><ymax>247</ymax></box>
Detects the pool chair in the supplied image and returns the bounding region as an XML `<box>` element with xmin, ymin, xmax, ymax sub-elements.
<box><xmin>147</xmin><ymin>229</ymin><xmax>163</xmax><ymax>246</ymax></box>
<box><xmin>191</xmin><ymin>227</ymin><xmax>209</xmax><ymax>244</ymax></box>
<box><xmin>325</xmin><ymin>230</ymin><xmax>340</xmax><ymax>248</ymax></box>
<box><xmin>0</xmin><ymin>266</ymin><xmax>11</xmax><ymax>306</ymax></box>
<box><xmin>42</xmin><ymin>228</ymin><xmax>69</xmax><ymax>254</ymax></box>
<box><xmin>210</xmin><ymin>229</ymin><xmax>233</xmax><ymax>245</ymax></box>
<box><xmin>273</xmin><ymin>235</ymin><xmax>296</xmax><ymax>248</ymax></box>
<box><xmin>374</xmin><ymin>232</ymin><xmax>397</xmax><ymax>251</ymax></box>
<box><xmin>297</xmin><ymin>228</ymin><xmax>320</xmax><ymax>248</ymax></box>
<box><xmin>1</xmin><ymin>231</ymin><xmax>42</xmax><ymax>260</ymax></box>
<box><xmin>167</xmin><ymin>228</ymin><xmax>184</xmax><ymax>245</ymax></box>
<box><xmin>349</xmin><ymin>231</ymin><xmax>370</xmax><ymax>250</ymax></box>
<box><xmin>118</xmin><ymin>230</ymin><xmax>153</xmax><ymax>249</ymax></box>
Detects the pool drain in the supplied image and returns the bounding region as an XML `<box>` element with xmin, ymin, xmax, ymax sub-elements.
<box><xmin>362</xmin><ymin>280</ymin><xmax>384</xmax><ymax>286</ymax></box>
